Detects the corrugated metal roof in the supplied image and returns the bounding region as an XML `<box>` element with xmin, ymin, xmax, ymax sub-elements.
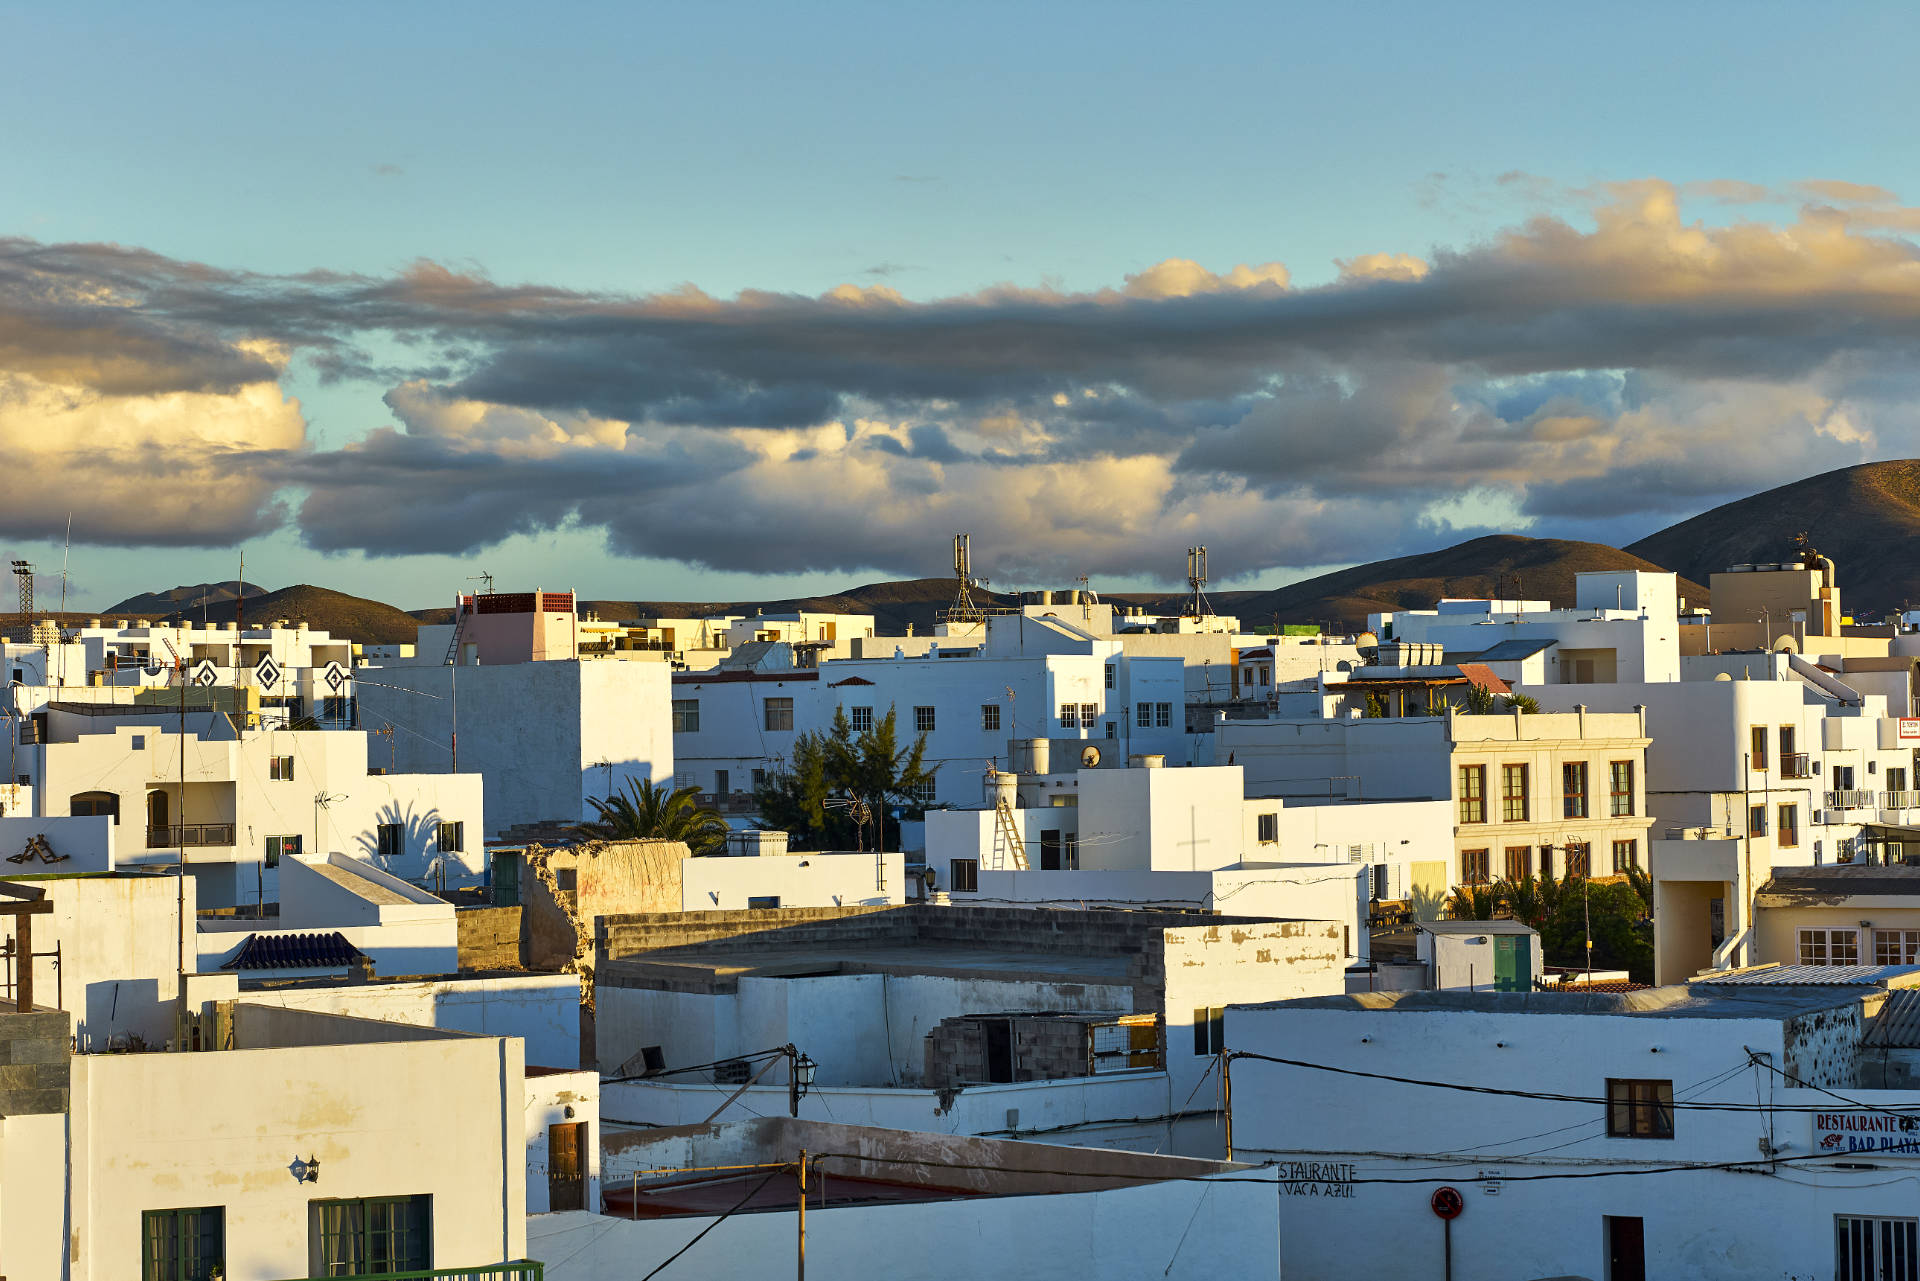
<box><xmin>1696</xmin><ymin>964</ymin><xmax>1920</xmax><ymax>987</ymax></box>
<box><xmin>1421</xmin><ymin>920</ymin><xmax>1539</xmax><ymax>936</ymax></box>
<box><xmin>221</xmin><ymin>930</ymin><xmax>368</xmax><ymax>971</ymax></box>
<box><xmin>1866</xmin><ymin>989</ymin><xmax>1920</xmax><ymax>1047</ymax></box>
<box><xmin>1466</xmin><ymin>638</ymin><xmax>1559</xmax><ymax>662</ymax></box>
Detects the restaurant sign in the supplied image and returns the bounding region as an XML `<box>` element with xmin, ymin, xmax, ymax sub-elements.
<box><xmin>1815</xmin><ymin>1111</ymin><xmax>1920</xmax><ymax>1154</ymax></box>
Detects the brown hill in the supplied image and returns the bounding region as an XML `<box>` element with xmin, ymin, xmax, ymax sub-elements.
<box><xmin>107</xmin><ymin>580</ymin><xmax>268</xmax><ymax>616</ymax></box>
<box><xmin>1183</xmin><ymin>535</ymin><xmax>1708</xmax><ymax>630</ymax></box>
<box><xmin>1627</xmin><ymin>460</ymin><xmax>1920</xmax><ymax>616</ymax></box>
<box><xmin>154</xmin><ymin>584</ymin><xmax>421</xmax><ymax>646</ymax></box>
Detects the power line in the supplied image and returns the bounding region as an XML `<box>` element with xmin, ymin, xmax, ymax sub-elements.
<box><xmin>639</xmin><ymin>1163</ymin><xmax>790</xmax><ymax>1280</ymax></box>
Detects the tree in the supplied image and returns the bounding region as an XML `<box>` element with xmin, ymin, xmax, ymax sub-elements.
<box><xmin>754</xmin><ymin>706</ymin><xmax>934</xmax><ymax>851</ymax></box>
<box><xmin>574</xmin><ymin>777</ymin><xmax>730</xmax><ymax>855</ymax></box>
<box><xmin>1504</xmin><ymin>693</ymin><xmax>1540</xmax><ymax>714</ymax></box>
<box><xmin>1461</xmin><ymin>682</ymin><xmax>1497</xmax><ymax>715</ymax></box>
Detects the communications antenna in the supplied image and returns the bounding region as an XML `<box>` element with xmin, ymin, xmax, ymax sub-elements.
<box><xmin>949</xmin><ymin>535</ymin><xmax>984</xmax><ymax>624</ymax></box>
<box><xmin>468</xmin><ymin>571</ymin><xmax>495</xmax><ymax>597</ymax></box>
<box><xmin>1186</xmin><ymin>546</ymin><xmax>1211</xmax><ymax>619</ymax></box>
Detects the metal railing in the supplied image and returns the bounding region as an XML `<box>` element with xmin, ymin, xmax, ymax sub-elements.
<box><xmin>1826</xmin><ymin>790</ymin><xmax>1875</xmax><ymax>811</ymax></box>
<box><xmin>146</xmin><ymin>822</ymin><xmax>236</xmax><ymax>848</ymax></box>
<box><xmin>1781</xmin><ymin>753</ymin><xmax>1812</xmax><ymax>778</ymax></box>
<box><xmin>277</xmin><ymin>1263</ymin><xmax>542</xmax><ymax>1281</ymax></box>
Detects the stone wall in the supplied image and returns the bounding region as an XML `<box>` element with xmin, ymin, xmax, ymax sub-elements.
<box><xmin>456</xmin><ymin>905</ymin><xmax>523</xmax><ymax>971</ymax></box>
<box><xmin>0</xmin><ymin>1009</ymin><xmax>70</xmax><ymax>1115</ymax></box>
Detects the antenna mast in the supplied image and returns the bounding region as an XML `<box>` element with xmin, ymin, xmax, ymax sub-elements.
<box><xmin>1186</xmin><ymin>546</ymin><xmax>1211</xmax><ymax>619</ymax></box>
<box><xmin>948</xmin><ymin>535</ymin><xmax>984</xmax><ymax>625</ymax></box>
<box><xmin>10</xmin><ymin>560</ymin><xmax>31</xmax><ymax>635</ymax></box>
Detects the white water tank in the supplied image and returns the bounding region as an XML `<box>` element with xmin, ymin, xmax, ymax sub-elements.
<box><xmin>1014</xmin><ymin>738</ymin><xmax>1051</xmax><ymax>774</ymax></box>
<box><xmin>1129</xmin><ymin>754</ymin><xmax>1165</xmax><ymax>769</ymax></box>
<box><xmin>984</xmin><ymin>770</ymin><xmax>1018</xmax><ymax>810</ymax></box>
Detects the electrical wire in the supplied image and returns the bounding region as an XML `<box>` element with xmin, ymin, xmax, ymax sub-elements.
<box><xmin>638</xmin><ymin>1163</ymin><xmax>790</xmax><ymax>1280</ymax></box>
<box><xmin>1228</xmin><ymin>1049</ymin><xmax>1920</xmax><ymax>1114</ymax></box>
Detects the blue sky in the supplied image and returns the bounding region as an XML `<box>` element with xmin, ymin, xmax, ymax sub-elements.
<box><xmin>4</xmin><ymin>2</ymin><xmax>1920</xmax><ymax>610</ymax></box>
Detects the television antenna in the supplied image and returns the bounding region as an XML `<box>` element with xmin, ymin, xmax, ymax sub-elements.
<box><xmin>468</xmin><ymin>571</ymin><xmax>495</xmax><ymax>597</ymax></box>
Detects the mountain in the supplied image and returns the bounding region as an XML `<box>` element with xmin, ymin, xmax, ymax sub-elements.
<box><xmin>1627</xmin><ymin>460</ymin><xmax>1920</xmax><ymax>616</ymax></box>
<box><xmin>413</xmin><ymin>578</ymin><xmax>1024</xmax><ymax>636</ymax></box>
<box><xmin>1177</xmin><ymin>535</ymin><xmax>1709</xmax><ymax>630</ymax></box>
<box><xmin>152</xmin><ymin>584</ymin><xmax>422</xmax><ymax>646</ymax></box>
<box><xmin>106</xmin><ymin>580</ymin><xmax>267</xmax><ymax>616</ymax></box>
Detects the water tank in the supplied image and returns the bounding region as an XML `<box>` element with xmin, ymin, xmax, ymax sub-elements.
<box><xmin>1129</xmin><ymin>754</ymin><xmax>1166</xmax><ymax>769</ymax></box>
<box><xmin>724</xmin><ymin>829</ymin><xmax>790</xmax><ymax>858</ymax></box>
<box><xmin>1014</xmin><ymin>738</ymin><xmax>1052</xmax><ymax>774</ymax></box>
<box><xmin>984</xmin><ymin>770</ymin><xmax>1019</xmax><ymax>810</ymax></box>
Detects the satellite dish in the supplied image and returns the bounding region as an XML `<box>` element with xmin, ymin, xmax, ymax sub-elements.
<box><xmin>1080</xmin><ymin>745</ymin><xmax>1101</xmax><ymax>768</ymax></box>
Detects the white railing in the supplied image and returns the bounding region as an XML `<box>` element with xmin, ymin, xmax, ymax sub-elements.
<box><xmin>1883</xmin><ymin>791</ymin><xmax>1920</xmax><ymax>810</ymax></box>
<box><xmin>1826</xmin><ymin>790</ymin><xmax>1875</xmax><ymax>810</ymax></box>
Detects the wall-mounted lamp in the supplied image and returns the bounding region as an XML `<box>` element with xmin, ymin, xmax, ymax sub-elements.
<box><xmin>289</xmin><ymin>1155</ymin><xmax>320</xmax><ymax>1184</ymax></box>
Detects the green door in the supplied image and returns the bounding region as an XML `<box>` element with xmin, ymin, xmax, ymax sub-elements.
<box><xmin>1493</xmin><ymin>934</ymin><xmax>1531</xmax><ymax>991</ymax></box>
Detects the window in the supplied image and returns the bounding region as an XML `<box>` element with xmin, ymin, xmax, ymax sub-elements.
<box><xmin>375</xmin><ymin>824</ymin><xmax>402</xmax><ymax>862</ymax></box>
<box><xmin>1154</xmin><ymin>702</ymin><xmax>1172</xmax><ymax>728</ymax></box>
<box><xmin>914</xmin><ymin>705</ymin><xmax>936</xmax><ymax>733</ymax></box>
<box><xmin>1612</xmin><ymin>839</ymin><xmax>1638</xmax><ymax>873</ymax></box>
<box><xmin>747</xmin><ymin>895</ymin><xmax>781</xmax><ymax>910</ymax></box>
<box><xmin>1751</xmin><ymin>725</ymin><xmax>1769</xmax><ymax>771</ymax></box>
<box><xmin>1778</xmin><ymin>804</ymin><xmax>1799</xmax><ymax>848</ymax></box>
<box><xmin>1835</xmin><ymin>764</ymin><xmax>1858</xmax><ymax>791</ymax></box>
<box><xmin>1837</xmin><ymin>1215</ymin><xmax>1919</xmax><ymax>1281</ymax></box>
<box><xmin>1609</xmin><ymin>760</ymin><xmax>1635</xmax><ymax>816</ymax></box>
<box><xmin>131</xmin><ymin>734</ymin><xmax>146</xmax><ymax>750</ymax></box>
<box><xmin>323</xmin><ymin>695</ymin><xmax>351</xmax><ymax>724</ymax></box>
<box><xmin>1458</xmin><ymin>765</ymin><xmax>1486</xmax><ymax>824</ymax></box>
<box><xmin>1562</xmin><ymin>762</ymin><xmax>1588</xmax><ymax>819</ymax></box>
<box><xmin>1504</xmin><ymin>846</ymin><xmax>1532</xmax><ymax>881</ymax></box>
<box><xmin>671</xmin><ymin>699</ymin><xmax>700</xmax><ymax>732</ymax></box>
<box><xmin>949</xmin><ymin>858</ymin><xmax>978</xmax><ymax>893</ymax></box>
<box><xmin>1059</xmin><ymin>703</ymin><xmax>1078</xmax><ymax>728</ymax></box>
<box><xmin>309</xmin><ymin>1195</ymin><xmax>431</xmax><ymax>1277</ymax></box>
<box><xmin>1136</xmin><ymin>702</ymin><xmax>1151</xmax><ymax>728</ymax></box>
<box><xmin>1563</xmin><ymin>841</ymin><xmax>1591</xmax><ymax>878</ymax></box>
<box><xmin>1462</xmin><ymin>848</ymin><xmax>1490</xmax><ymax>884</ymax></box>
<box><xmin>1501</xmin><ymin>764</ymin><xmax>1529</xmax><ymax>822</ymax></box>
<box><xmin>70</xmin><ymin>791</ymin><xmax>119</xmax><ymax>823</ymax></box>
<box><xmin>143</xmin><ymin>1205</ymin><xmax>224</xmax><ymax>1281</ymax></box>
<box><xmin>849</xmin><ymin>705</ymin><xmax>873</xmax><ymax>733</ymax></box>
<box><xmin>1876</xmin><ymin>930</ymin><xmax>1920</xmax><ymax>967</ymax></box>
<box><xmin>981</xmin><ymin>703</ymin><xmax>1000</xmax><ymax>732</ymax></box>
<box><xmin>1193</xmin><ymin>1006</ymin><xmax>1225</xmax><ymax>1056</ymax></box>
<box><xmin>265</xmin><ymin>834</ymin><xmax>301</xmax><ymax>868</ymax></box>
<box><xmin>764</xmin><ymin>697</ymin><xmax>794</xmax><ymax>732</ymax></box>
<box><xmin>751</xmin><ymin>767</ymin><xmax>767</xmax><ymax>793</ymax></box>
<box><xmin>1749</xmin><ymin>804</ymin><xmax>1768</xmax><ymax>838</ymax></box>
<box><xmin>1257</xmin><ymin>813</ymin><xmax>1278</xmax><ymax>843</ymax></box>
<box><xmin>1780</xmin><ymin>724</ymin><xmax>1797</xmax><ymax>760</ymax></box>
<box><xmin>1605</xmin><ymin>1078</ymin><xmax>1674</xmax><ymax>1139</ymax></box>
<box><xmin>1800</xmin><ymin>927</ymin><xmax>1860</xmax><ymax>966</ymax></box>
<box><xmin>1081</xmin><ymin>702</ymin><xmax>1099</xmax><ymax>729</ymax></box>
<box><xmin>1105</xmin><ymin>722</ymin><xmax>1116</xmax><ymax>739</ymax></box>
<box><xmin>437</xmin><ymin>821</ymin><xmax>464</xmax><ymax>853</ymax></box>
<box><xmin>908</xmin><ymin>778</ymin><xmax>937</xmax><ymax>805</ymax></box>
<box><xmin>270</xmin><ymin>755</ymin><xmax>295</xmax><ymax>781</ymax></box>
<box><xmin>1104</xmin><ymin>664</ymin><xmax>1116</xmax><ymax>689</ymax></box>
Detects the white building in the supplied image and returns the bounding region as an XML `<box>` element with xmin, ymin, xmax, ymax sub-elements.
<box><xmin>356</xmin><ymin>658</ymin><xmax>672</xmax><ymax>837</ymax></box>
<box><xmin>1371</xmin><ymin>570</ymin><xmax>1682</xmax><ymax>684</ymax></box>
<box><xmin>6</xmin><ymin>617</ymin><xmax>359</xmax><ymax>730</ymax></box>
<box><xmin>16</xmin><ymin>709</ymin><xmax>483</xmax><ymax>907</ymax></box>
<box><xmin>670</xmin><ymin>613</ymin><xmax>1189</xmax><ymax>817</ymax></box>
<box><xmin>1230</xmin><ymin>978</ymin><xmax>1920</xmax><ymax>1281</ymax></box>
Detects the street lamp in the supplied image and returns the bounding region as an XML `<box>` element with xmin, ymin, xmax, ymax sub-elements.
<box><xmin>787</xmin><ymin>1045</ymin><xmax>817</xmax><ymax>1117</ymax></box>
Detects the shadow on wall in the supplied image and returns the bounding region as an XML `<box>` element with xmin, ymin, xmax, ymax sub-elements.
<box><xmin>80</xmin><ymin>977</ymin><xmax>164</xmax><ymax>1050</ymax></box>
<box><xmin>1407</xmin><ymin>882</ymin><xmax>1449</xmax><ymax>922</ymax></box>
<box><xmin>355</xmin><ymin>800</ymin><xmax>476</xmax><ymax>888</ymax></box>
<box><xmin>578</xmin><ymin>761</ymin><xmax>658</xmax><ymax>820</ymax></box>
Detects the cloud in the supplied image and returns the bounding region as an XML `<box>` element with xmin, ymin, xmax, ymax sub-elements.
<box><xmin>15</xmin><ymin>177</ymin><xmax>1920</xmax><ymax>580</ymax></box>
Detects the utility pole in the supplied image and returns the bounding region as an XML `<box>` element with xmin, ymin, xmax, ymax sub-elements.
<box><xmin>796</xmin><ymin>1149</ymin><xmax>808</xmax><ymax>1281</ymax></box>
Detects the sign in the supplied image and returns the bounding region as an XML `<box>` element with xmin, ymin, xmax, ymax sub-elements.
<box><xmin>1900</xmin><ymin>718</ymin><xmax>1920</xmax><ymax>741</ymax></box>
<box><xmin>1278</xmin><ymin>1161</ymin><xmax>1355</xmax><ymax>1198</ymax></box>
<box><xmin>254</xmin><ymin>654</ymin><xmax>282</xmax><ymax>689</ymax></box>
<box><xmin>320</xmin><ymin>661</ymin><xmax>348</xmax><ymax>694</ymax></box>
<box><xmin>1430</xmin><ymin>1186</ymin><xmax>1465</xmax><ymax>1220</ymax></box>
<box><xmin>189</xmin><ymin>659</ymin><xmax>219</xmax><ymax>688</ymax></box>
<box><xmin>1815</xmin><ymin>1111</ymin><xmax>1920</xmax><ymax>1155</ymax></box>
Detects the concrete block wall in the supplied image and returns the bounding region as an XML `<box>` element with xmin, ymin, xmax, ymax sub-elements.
<box><xmin>457</xmin><ymin>905</ymin><xmax>524</xmax><ymax>971</ymax></box>
<box><xmin>923</xmin><ymin>1014</ymin><xmax>1096</xmax><ymax>1091</ymax></box>
<box><xmin>0</xmin><ymin>1010</ymin><xmax>70</xmax><ymax>1115</ymax></box>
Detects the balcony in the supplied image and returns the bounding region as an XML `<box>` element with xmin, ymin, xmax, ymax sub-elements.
<box><xmin>146</xmin><ymin>823</ymin><xmax>236</xmax><ymax>849</ymax></box>
<box><xmin>1781</xmin><ymin>753</ymin><xmax>1812</xmax><ymax>779</ymax></box>
<box><xmin>1825</xmin><ymin>790</ymin><xmax>1875</xmax><ymax>812</ymax></box>
<box><xmin>276</xmin><ymin>1265</ymin><xmax>542</xmax><ymax>1281</ymax></box>
<box><xmin>1884</xmin><ymin>791</ymin><xmax>1920</xmax><ymax>811</ymax></box>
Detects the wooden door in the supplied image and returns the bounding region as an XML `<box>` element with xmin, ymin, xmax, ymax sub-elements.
<box><xmin>548</xmin><ymin>1122</ymin><xmax>586</xmax><ymax>1212</ymax></box>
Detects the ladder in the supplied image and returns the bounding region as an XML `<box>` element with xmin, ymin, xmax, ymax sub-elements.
<box><xmin>443</xmin><ymin>603</ymin><xmax>466</xmax><ymax>665</ymax></box>
<box><xmin>991</xmin><ymin>797</ymin><xmax>1029</xmax><ymax>870</ymax></box>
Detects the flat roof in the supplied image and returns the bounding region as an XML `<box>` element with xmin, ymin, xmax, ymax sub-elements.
<box><xmin>1757</xmin><ymin>864</ymin><xmax>1920</xmax><ymax>905</ymax></box>
<box><xmin>1420</xmin><ymin>920</ymin><xmax>1539</xmax><ymax>936</ymax></box>
<box><xmin>602</xmin><ymin>945</ymin><xmax>1137</xmax><ymax>990</ymax></box>
<box><xmin>1244</xmin><ymin>983</ymin><xmax>1863</xmax><ymax>1021</ymax></box>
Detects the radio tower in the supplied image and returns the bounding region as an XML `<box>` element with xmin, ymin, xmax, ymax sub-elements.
<box><xmin>1186</xmin><ymin>546</ymin><xmax>1211</xmax><ymax>619</ymax></box>
<box><xmin>949</xmin><ymin>534</ymin><xmax>985</xmax><ymax>625</ymax></box>
<box><xmin>10</xmin><ymin>560</ymin><xmax>32</xmax><ymax>635</ymax></box>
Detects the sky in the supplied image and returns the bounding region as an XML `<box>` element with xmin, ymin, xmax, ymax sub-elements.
<box><xmin>5</xmin><ymin>2</ymin><xmax>1920</xmax><ymax>610</ymax></box>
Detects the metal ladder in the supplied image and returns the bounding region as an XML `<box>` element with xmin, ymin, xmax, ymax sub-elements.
<box><xmin>443</xmin><ymin>605</ymin><xmax>466</xmax><ymax>665</ymax></box>
<box><xmin>991</xmin><ymin>797</ymin><xmax>1029</xmax><ymax>870</ymax></box>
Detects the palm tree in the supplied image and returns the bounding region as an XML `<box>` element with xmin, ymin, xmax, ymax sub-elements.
<box><xmin>1504</xmin><ymin>693</ymin><xmax>1540</xmax><ymax>714</ymax></box>
<box><xmin>574</xmin><ymin>778</ymin><xmax>730</xmax><ymax>855</ymax></box>
<box><xmin>1447</xmin><ymin>882</ymin><xmax>1499</xmax><ymax>920</ymax></box>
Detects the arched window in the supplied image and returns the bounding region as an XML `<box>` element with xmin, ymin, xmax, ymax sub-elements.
<box><xmin>70</xmin><ymin>790</ymin><xmax>120</xmax><ymax>825</ymax></box>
